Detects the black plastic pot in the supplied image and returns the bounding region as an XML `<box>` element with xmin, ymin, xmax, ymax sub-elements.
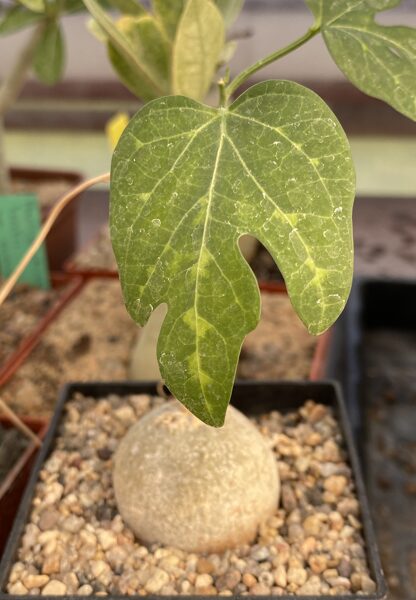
<box><xmin>332</xmin><ymin>279</ymin><xmax>416</xmax><ymax>600</ymax></box>
<box><xmin>0</xmin><ymin>380</ymin><xmax>386</xmax><ymax>599</ymax></box>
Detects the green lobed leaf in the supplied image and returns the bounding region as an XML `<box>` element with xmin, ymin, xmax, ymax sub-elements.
<box><xmin>82</xmin><ymin>0</ymin><xmax>165</xmax><ymax>98</ymax></box>
<box><xmin>172</xmin><ymin>0</ymin><xmax>225</xmax><ymax>101</ymax></box>
<box><xmin>110</xmin><ymin>80</ymin><xmax>355</xmax><ymax>426</ymax></box>
<box><xmin>306</xmin><ymin>0</ymin><xmax>416</xmax><ymax>121</ymax></box>
<box><xmin>152</xmin><ymin>0</ymin><xmax>185</xmax><ymax>40</ymax></box>
<box><xmin>108</xmin><ymin>15</ymin><xmax>170</xmax><ymax>101</ymax></box>
<box><xmin>215</xmin><ymin>0</ymin><xmax>244</xmax><ymax>25</ymax></box>
<box><xmin>0</xmin><ymin>5</ymin><xmax>43</xmax><ymax>34</ymax></box>
<box><xmin>33</xmin><ymin>20</ymin><xmax>65</xmax><ymax>84</ymax></box>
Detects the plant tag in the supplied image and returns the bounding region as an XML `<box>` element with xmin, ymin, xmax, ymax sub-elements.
<box><xmin>0</xmin><ymin>193</ymin><xmax>50</xmax><ymax>289</ymax></box>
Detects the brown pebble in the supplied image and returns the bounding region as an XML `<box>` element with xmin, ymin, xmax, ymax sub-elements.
<box><xmin>308</xmin><ymin>554</ymin><xmax>328</xmax><ymax>574</ymax></box>
<box><xmin>361</xmin><ymin>574</ymin><xmax>377</xmax><ymax>593</ymax></box>
<box><xmin>338</xmin><ymin>558</ymin><xmax>352</xmax><ymax>578</ymax></box>
<box><xmin>196</xmin><ymin>558</ymin><xmax>215</xmax><ymax>574</ymax></box>
<box><xmin>23</xmin><ymin>575</ymin><xmax>49</xmax><ymax>590</ymax></box>
<box><xmin>41</xmin><ymin>580</ymin><xmax>67</xmax><ymax>595</ymax></box>
<box><xmin>324</xmin><ymin>475</ymin><xmax>348</xmax><ymax>496</ymax></box>
<box><xmin>273</xmin><ymin>565</ymin><xmax>287</xmax><ymax>588</ymax></box>
<box><xmin>8</xmin><ymin>582</ymin><xmax>29</xmax><ymax>595</ymax></box>
<box><xmin>250</xmin><ymin>582</ymin><xmax>271</xmax><ymax>595</ymax></box>
<box><xmin>38</xmin><ymin>509</ymin><xmax>60</xmax><ymax>531</ymax></box>
<box><xmin>303</xmin><ymin>514</ymin><xmax>323</xmax><ymax>537</ymax></box>
<box><xmin>195</xmin><ymin>574</ymin><xmax>213</xmax><ymax>588</ymax></box>
<box><xmin>287</xmin><ymin>567</ymin><xmax>307</xmax><ymax>587</ymax></box>
<box><xmin>281</xmin><ymin>484</ymin><xmax>297</xmax><ymax>512</ymax></box>
<box><xmin>242</xmin><ymin>573</ymin><xmax>257</xmax><ymax>588</ymax></box>
<box><xmin>42</xmin><ymin>555</ymin><xmax>61</xmax><ymax>575</ymax></box>
<box><xmin>197</xmin><ymin>585</ymin><xmax>217</xmax><ymax>595</ymax></box>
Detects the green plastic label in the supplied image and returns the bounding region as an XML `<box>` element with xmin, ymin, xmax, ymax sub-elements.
<box><xmin>0</xmin><ymin>193</ymin><xmax>50</xmax><ymax>289</ymax></box>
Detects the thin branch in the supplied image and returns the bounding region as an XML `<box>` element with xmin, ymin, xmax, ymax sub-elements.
<box><xmin>0</xmin><ymin>172</ymin><xmax>111</xmax><ymax>308</ymax></box>
<box><xmin>224</xmin><ymin>26</ymin><xmax>320</xmax><ymax>102</ymax></box>
<box><xmin>0</xmin><ymin>398</ymin><xmax>42</xmax><ymax>447</ymax></box>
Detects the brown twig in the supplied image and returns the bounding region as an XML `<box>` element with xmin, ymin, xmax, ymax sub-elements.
<box><xmin>0</xmin><ymin>398</ymin><xmax>42</xmax><ymax>447</ymax></box>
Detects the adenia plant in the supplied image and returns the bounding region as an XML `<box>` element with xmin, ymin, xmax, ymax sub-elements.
<box><xmin>85</xmin><ymin>0</ymin><xmax>415</xmax><ymax>427</ymax></box>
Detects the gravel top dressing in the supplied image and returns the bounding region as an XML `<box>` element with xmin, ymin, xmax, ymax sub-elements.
<box><xmin>0</xmin><ymin>285</ymin><xmax>61</xmax><ymax>366</ymax></box>
<box><xmin>7</xmin><ymin>393</ymin><xmax>375</xmax><ymax>596</ymax></box>
<box><xmin>0</xmin><ymin>280</ymin><xmax>137</xmax><ymax>417</ymax></box>
<box><xmin>238</xmin><ymin>294</ymin><xmax>317</xmax><ymax>380</ymax></box>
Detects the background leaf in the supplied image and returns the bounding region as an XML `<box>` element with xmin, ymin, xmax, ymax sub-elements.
<box><xmin>83</xmin><ymin>0</ymin><xmax>165</xmax><ymax>98</ymax></box>
<box><xmin>307</xmin><ymin>0</ymin><xmax>416</xmax><ymax>121</ymax></box>
<box><xmin>18</xmin><ymin>0</ymin><xmax>45</xmax><ymax>13</ymax></box>
<box><xmin>106</xmin><ymin>0</ymin><xmax>146</xmax><ymax>16</ymax></box>
<box><xmin>172</xmin><ymin>0</ymin><xmax>225</xmax><ymax>101</ymax></box>
<box><xmin>111</xmin><ymin>80</ymin><xmax>355</xmax><ymax>426</ymax></box>
<box><xmin>152</xmin><ymin>0</ymin><xmax>185</xmax><ymax>40</ymax></box>
<box><xmin>215</xmin><ymin>0</ymin><xmax>244</xmax><ymax>25</ymax></box>
<box><xmin>0</xmin><ymin>5</ymin><xmax>43</xmax><ymax>34</ymax></box>
<box><xmin>108</xmin><ymin>15</ymin><xmax>170</xmax><ymax>100</ymax></box>
<box><xmin>33</xmin><ymin>20</ymin><xmax>65</xmax><ymax>84</ymax></box>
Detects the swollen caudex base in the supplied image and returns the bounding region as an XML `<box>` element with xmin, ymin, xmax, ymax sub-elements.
<box><xmin>113</xmin><ymin>400</ymin><xmax>280</xmax><ymax>553</ymax></box>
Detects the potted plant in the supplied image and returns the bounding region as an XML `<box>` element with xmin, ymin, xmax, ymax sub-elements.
<box><xmin>0</xmin><ymin>0</ymin><xmax>414</xmax><ymax>595</ymax></box>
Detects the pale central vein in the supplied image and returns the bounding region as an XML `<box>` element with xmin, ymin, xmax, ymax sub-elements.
<box><xmin>193</xmin><ymin>115</ymin><xmax>226</xmax><ymax>415</ymax></box>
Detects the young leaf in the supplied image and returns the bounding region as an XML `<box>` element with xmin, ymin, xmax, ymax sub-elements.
<box><xmin>0</xmin><ymin>5</ymin><xmax>43</xmax><ymax>34</ymax></box>
<box><xmin>307</xmin><ymin>0</ymin><xmax>416</xmax><ymax>121</ymax></box>
<box><xmin>82</xmin><ymin>0</ymin><xmax>165</xmax><ymax>98</ymax></box>
<box><xmin>111</xmin><ymin>80</ymin><xmax>355</xmax><ymax>426</ymax></box>
<box><xmin>152</xmin><ymin>0</ymin><xmax>185</xmax><ymax>40</ymax></box>
<box><xmin>18</xmin><ymin>0</ymin><xmax>45</xmax><ymax>13</ymax></box>
<box><xmin>172</xmin><ymin>0</ymin><xmax>225</xmax><ymax>101</ymax></box>
<box><xmin>33</xmin><ymin>20</ymin><xmax>64</xmax><ymax>84</ymax></box>
<box><xmin>108</xmin><ymin>15</ymin><xmax>170</xmax><ymax>100</ymax></box>
<box><xmin>215</xmin><ymin>0</ymin><xmax>244</xmax><ymax>26</ymax></box>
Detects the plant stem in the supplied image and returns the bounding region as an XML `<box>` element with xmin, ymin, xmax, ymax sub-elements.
<box><xmin>0</xmin><ymin>23</ymin><xmax>45</xmax><ymax>115</ymax></box>
<box><xmin>0</xmin><ymin>172</ymin><xmax>110</xmax><ymax>308</ymax></box>
<box><xmin>0</xmin><ymin>22</ymin><xmax>45</xmax><ymax>194</ymax></box>
<box><xmin>225</xmin><ymin>26</ymin><xmax>320</xmax><ymax>101</ymax></box>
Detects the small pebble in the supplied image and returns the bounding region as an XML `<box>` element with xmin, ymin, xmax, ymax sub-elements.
<box><xmin>324</xmin><ymin>475</ymin><xmax>348</xmax><ymax>496</ymax></box>
<box><xmin>41</xmin><ymin>580</ymin><xmax>67</xmax><ymax>595</ymax></box>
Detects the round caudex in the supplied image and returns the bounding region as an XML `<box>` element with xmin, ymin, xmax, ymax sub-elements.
<box><xmin>113</xmin><ymin>400</ymin><xmax>280</xmax><ymax>553</ymax></box>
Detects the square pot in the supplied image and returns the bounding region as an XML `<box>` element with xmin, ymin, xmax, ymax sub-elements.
<box><xmin>0</xmin><ymin>381</ymin><xmax>386</xmax><ymax>599</ymax></box>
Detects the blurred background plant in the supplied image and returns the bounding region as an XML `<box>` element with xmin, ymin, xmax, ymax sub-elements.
<box><xmin>0</xmin><ymin>0</ymin><xmax>92</xmax><ymax>193</ymax></box>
